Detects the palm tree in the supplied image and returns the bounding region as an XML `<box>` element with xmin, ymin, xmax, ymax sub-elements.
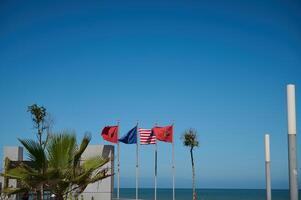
<box><xmin>182</xmin><ymin>128</ymin><xmax>199</xmax><ymax>200</ymax></box>
<box><xmin>46</xmin><ymin>133</ymin><xmax>111</xmax><ymax>199</ymax></box>
<box><xmin>1</xmin><ymin>132</ymin><xmax>112</xmax><ymax>200</ymax></box>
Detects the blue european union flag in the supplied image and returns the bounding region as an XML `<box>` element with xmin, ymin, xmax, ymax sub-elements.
<box><xmin>118</xmin><ymin>126</ymin><xmax>137</xmax><ymax>144</ymax></box>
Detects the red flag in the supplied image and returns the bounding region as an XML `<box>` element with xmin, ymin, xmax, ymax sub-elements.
<box><xmin>152</xmin><ymin>125</ymin><xmax>173</xmax><ymax>143</ymax></box>
<box><xmin>101</xmin><ymin>126</ymin><xmax>118</xmax><ymax>143</ymax></box>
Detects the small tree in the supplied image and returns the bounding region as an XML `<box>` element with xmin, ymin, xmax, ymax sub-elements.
<box><xmin>27</xmin><ymin>104</ymin><xmax>52</xmax><ymax>200</ymax></box>
<box><xmin>182</xmin><ymin>128</ymin><xmax>199</xmax><ymax>200</ymax></box>
<box><xmin>27</xmin><ymin>104</ymin><xmax>51</xmax><ymax>148</ymax></box>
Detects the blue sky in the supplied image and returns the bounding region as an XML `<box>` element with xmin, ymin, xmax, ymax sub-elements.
<box><xmin>0</xmin><ymin>0</ymin><xmax>301</xmax><ymax>189</ymax></box>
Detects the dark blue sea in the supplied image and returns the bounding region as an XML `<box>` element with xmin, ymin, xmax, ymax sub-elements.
<box><xmin>114</xmin><ymin>188</ymin><xmax>301</xmax><ymax>200</ymax></box>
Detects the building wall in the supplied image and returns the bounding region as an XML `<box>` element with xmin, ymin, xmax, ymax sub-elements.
<box><xmin>81</xmin><ymin>145</ymin><xmax>114</xmax><ymax>200</ymax></box>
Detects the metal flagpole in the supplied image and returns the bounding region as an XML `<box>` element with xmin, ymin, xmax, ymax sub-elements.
<box><xmin>136</xmin><ymin>123</ymin><xmax>139</xmax><ymax>200</ymax></box>
<box><xmin>265</xmin><ymin>134</ymin><xmax>271</xmax><ymax>200</ymax></box>
<box><xmin>117</xmin><ymin>121</ymin><xmax>120</xmax><ymax>199</ymax></box>
<box><xmin>154</xmin><ymin>123</ymin><xmax>158</xmax><ymax>200</ymax></box>
<box><xmin>172</xmin><ymin>123</ymin><xmax>175</xmax><ymax>200</ymax></box>
<box><xmin>287</xmin><ymin>84</ymin><xmax>298</xmax><ymax>200</ymax></box>
<box><xmin>154</xmin><ymin>142</ymin><xmax>157</xmax><ymax>200</ymax></box>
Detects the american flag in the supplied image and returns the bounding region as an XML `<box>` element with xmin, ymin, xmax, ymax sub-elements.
<box><xmin>139</xmin><ymin>128</ymin><xmax>156</xmax><ymax>145</ymax></box>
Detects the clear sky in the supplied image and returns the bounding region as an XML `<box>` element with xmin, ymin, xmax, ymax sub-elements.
<box><xmin>0</xmin><ymin>0</ymin><xmax>301</xmax><ymax>189</ymax></box>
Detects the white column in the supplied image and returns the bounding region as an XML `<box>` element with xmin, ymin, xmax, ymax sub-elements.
<box><xmin>287</xmin><ymin>84</ymin><xmax>298</xmax><ymax>200</ymax></box>
<box><xmin>265</xmin><ymin>134</ymin><xmax>271</xmax><ymax>200</ymax></box>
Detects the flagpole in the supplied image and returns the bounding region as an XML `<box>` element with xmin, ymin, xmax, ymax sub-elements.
<box><xmin>117</xmin><ymin>121</ymin><xmax>120</xmax><ymax>199</ymax></box>
<box><xmin>172</xmin><ymin>123</ymin><xmax>175</xmax><ymax>200</ymax></box>
<box><xmin>136</xmin><ymin>122</ymin><xmax>139</xmax><ymax>200</ymax></box>
<box><xmin>154</xmin><ymin>123</ymin><xmax>158</xmax><ymax>200</ymax></box>
<box><xmin>154</xmin><ymin>142</ymin><xmax>157</xmax><ymax>200</ymax></box>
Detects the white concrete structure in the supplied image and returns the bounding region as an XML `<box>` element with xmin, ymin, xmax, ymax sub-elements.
<box><xmin>81</xmin><ymin>145</ymin><xmax>114</xmax><ymax>200</ymax></box>
<box><xmin>0</xmin><ymin>145</ymin><xmax>114</xmax><ymax>200</ymax></box>
<box><xmin>287</xmin><ymin>84</ymin><xmax>298</xmax><ymax>200</ymax></box>
<box><xmin>264</xmin><ymin>134</ymin><xmax>271</xmax><ymax>200</ymax></box>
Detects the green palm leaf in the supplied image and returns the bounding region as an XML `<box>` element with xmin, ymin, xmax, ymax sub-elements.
<box><xmin>74</xmin><ymin>133</ymin><xmax>91</xmax><ymax>166</ymax></box>
<box><xmin>47</xmin><ymin>132</ymin><xmax>76</xmax><ymax>169</ymax></box>
<box><xmin>18</xmin><ymin>138</ymin><xmax>46</xmax><ymax>170</ymax></box>
<box><xmin>2</xmin><ymin>131</ymin><xmax>112</xmax><ymax>198</ymax></box>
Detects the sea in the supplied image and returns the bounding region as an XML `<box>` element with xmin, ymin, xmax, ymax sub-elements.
<box><xmin>114</xmin><ymin>188</ymin><xmax>301</xmax><ymax>200</ymax></box>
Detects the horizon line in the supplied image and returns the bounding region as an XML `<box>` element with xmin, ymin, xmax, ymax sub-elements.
<box><xmin>115</xmin><ymin>187</ymin><xmax>300</xmax><ymax>190</ymax></box>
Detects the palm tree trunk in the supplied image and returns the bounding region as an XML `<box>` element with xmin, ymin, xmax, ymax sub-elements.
<box><xmin>190</xmin><ymin>147</ymin><xmax>197</xmax><ymax>200</ymax></box>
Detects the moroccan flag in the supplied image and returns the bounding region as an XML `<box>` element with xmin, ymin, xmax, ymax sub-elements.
<box><xmin>101</xmin><ymin>126</ymin><xmax>118</xmax><ymax>143</ymax></box>
<box><xmin>119</xmin><ymin>126</ymin><xmax>137</xmax><ymax>144</ymax></box>
<box><xmin>152</xmin><ymin>125</ymin><xmax>173</xmax><ymax>143</ymax></box>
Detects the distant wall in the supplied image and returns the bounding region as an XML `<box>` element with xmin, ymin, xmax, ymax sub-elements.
<box><xmin>81</xmin><ymin>145</ymin><xmax>114</xmax><ymax>200</ymax></box>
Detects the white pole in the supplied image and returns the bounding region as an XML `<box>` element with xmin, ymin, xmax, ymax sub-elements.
<box><xmin>154</xmin><ymin>143</ymin><xmax>157</xmax><ymax>200</ymax></box>
<box><xmin>287</xmin><ymin>84</ymin><xmax>298</xmax><ymax>200</ymax></box>
<box><xmin>136</xmin><ymin>124</ymin><xmax>139</xmax><ymax>200</ymax></box>
<box><xmin>153</xmin><ymin>123</ymin><xmax>158</xmax><ymax>200</ymax></box>
<box><xmin>265</xmin><ymin>134</ymin><xmax>271</xmax><ymax>200</ymax></box>
<box><xmin>117</xmin><ymin>142</ymin><xmax>120</xmax><ymax>199</ymax></box>
<box><xmin>117</xmin><ymin>121</ymin><xmax>120</xmax><ymax>199</ymax></box>
<box><xmin>172</xmin><ymin>125</ymin><xmax>175</xmax><ymax>200</ymax></box>
<box><xmin>287</xmin><ymin>85</ymin><xmax>297</xmax><ymax>136</ymax></box>
<box><xmin>265</xmin><ymin>134</ymin><xmax>271</xmax><ymax>162</ymax></box>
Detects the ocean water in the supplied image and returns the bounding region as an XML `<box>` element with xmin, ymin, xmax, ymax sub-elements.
<box><xmin>114</xmin><ymin>188</ymin><xmax>301</xmax><ymax>200</ymax></box>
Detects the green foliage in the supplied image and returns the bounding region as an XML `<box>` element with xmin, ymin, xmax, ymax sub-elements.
<box><xmin>27</xmin><ymin>104</ymin><xmax>50</xmax><ymax>147</ymax></box>
<box><xmin>27</xmin><ymin>104</ymin><xmax>46</xmax><ymax>128</ymax></box>
<box><xmin>1</xmin><ymin>132</ymin><xmax>112</xmax><ymax>199</ymax></box>
<box><xmin>182</xmin><ymin>128</ymin><xmax>199</xmax><ymax>149</ymax></box>
<box><xmin>47</xmin><ymin>133</ymin><xmax>77</xmax><ymax>170</ymax></box>
<box><xmin>18</xmin><ymin>139</ymin><xmax>47</xmax><ymax>171</ymax></box>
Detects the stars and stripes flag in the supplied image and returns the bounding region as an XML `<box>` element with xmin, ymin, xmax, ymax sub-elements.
<box><xmin>139</xmin><ymin>128</ymin><xmax>156</xmax><ymax>144</ymax></box>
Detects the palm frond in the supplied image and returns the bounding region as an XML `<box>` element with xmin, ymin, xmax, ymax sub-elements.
<box><xmin>47</xmin><ymin>132</ymin><xmax>76</xmax><ymax>169</ymax></box>
<box><xmin>72</xmin><ymin>168</ymin><xmax>112</xmax><ymax>194</ymax></box>
<box><xmin>72</xmin><ymin>156</ymin><xmax>109</xmax><ymax>186</ymax></box>
<box><xmin>82</xmin><ymin>156</ymin><xmax>109</xmax><ymax>172</ymax></box>
<box><xmin>18</xmin><ymin>138</ymin><xmax>46</xmax><ymax>170</ymax></box>
<box><xmin>74</xmin><ymin>133</ymin><xmax>91</xmax><ymax>167</ymax></box>
<box><xmin>2</xmin><ymin>187</ymin><xmax>28</xmax><ymax>195</ymax></box>
<box><xmin>89</xmin><ymin>168</ymin><xmax>112</xmax><ymax>184</ymax></box>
